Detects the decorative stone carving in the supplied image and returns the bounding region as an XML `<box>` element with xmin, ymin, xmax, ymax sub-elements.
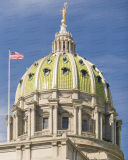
<box><xmin>59</xmin><ymin>94</ymin><xmax>72</xmax><ymax>99</ymax></box>
<box><xmin>39</xmin><ymin>94</ymin><xmax>52</xmax><ymax>100</ymax></box>
<box><xmin>59</xmin><ymin>110</ymin><xmax>73</xmax><ymax>117</ymax></box>
<box><xmin>79</xmin><ymin>95</ymin><xmax>91</xmax><ymax>103</ymax></box>
<box><xmin>25</xmin><ymin>97</ymin><xmax>34</xmax><ymax>103</ymax></box>
<box><xmin>40</xmin><ymin>111</ymin><xmax>49</xmax><ymax>117</ymax></box>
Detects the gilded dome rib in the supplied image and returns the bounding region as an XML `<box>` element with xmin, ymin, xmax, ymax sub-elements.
<box><xmin>52</xmin><ymin>53</ymin><xmax>61</xmax><ymax>88</ymax></box>
<box><xmin>68</xmin><ymin>53</ymin><xmax>78</xmax><ymax>88</ymax></box>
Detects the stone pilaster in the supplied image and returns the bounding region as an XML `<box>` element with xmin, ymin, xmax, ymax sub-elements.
<box><xmin>74</xmin><ymin>106</ymin><xmax>77</xmax><ymax>135</ymax></box>
<box><xmin>49</xmin><ymin>105</ymin><xmax>53</xmax><ymax>134</ymax></box>
<box><xmin>28</xmin><ymin>108</ymin><xmax>31</xmax><ymax>137</ymax></box>
<box><xmin>16</xmin><ymin>145</ymin><xmax>22</xmax><ymax>160</ymax></box>
<box><xmin>24</xmin><ymin>143</ymin><xmax>31</xmax><ymax>160</ymax></box>
<box><xmin>95</xmin><ymin>107</ymin><xmax>99</xmax><ymax>139</ymax></box>
<box><xmin>78</xmin><ymin>106</ymin><xmax>83</xmax><ymax>135</ymax></box>
<box><xmin>15</xmin><ymin>111</ymin><xmax>19</xmax><ymax>139</ymax></box>
<box><xmin>100</xmin><ymin>112</ymin><xmax>103</xmax><ymax>140</ymax></box>
<box><xmin>52</xmin><ymin>142</ymin><xmax>58</xmax><ymax>157</ymax></box>
<box><xmin>31</xmin><ymin>106</ymin><xmax>36</xmax><ymax>136</ymax></box>
<box><xmin>54</xmin><ymin>105</ymin><xmax>58</xmax><ymax>135</ymax></box>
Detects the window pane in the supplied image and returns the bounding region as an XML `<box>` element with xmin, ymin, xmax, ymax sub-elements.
<box><xmin>43</xmin><ymin>118</ymin><xmax>48</xmax><ymax>129</ymax></box>
<box><xmin>62</xmin><ymin>117</ymin><xmax>68</xmax><ymax>129</ymax></box>
<box><xmin>82</xmin><ymin>120</ymin><xmax>87</xmax><ymax>131</ymax></box>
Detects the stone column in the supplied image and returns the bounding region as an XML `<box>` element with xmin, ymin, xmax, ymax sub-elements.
<box><xmin>16</xmin><ymin>145</ymin><xmax>22</xmax><ymax>160</ymax></box>
<box><xmin>60</xmin><ymin>41</ymin><xmax>63</xmax><ymax>52</ymax></box>
<box><xmin>31</xmin><ymin>107</ymin><xmax>36</xmax><ymax>136</ymax></box>
<box><xmin>49</xmin><ymin>106</ymin><xmax>53</xmax><ymax>134</ymax></box>
<box><xmin>74</xmin><ymin>106</ymin><xmax>77</xmax><ymax>135</ymax></box>
<box><xmin>79</xmin><ymin>106</ymin><xmax>82</xmax><ymax>135</ymax></box>
<box><xmin>65</xmin><ymin>40</ymin><xmax>68</xmax><ymax>52</ymax></box>
<box><xmin>114</xmin><ymin>120</ymin><xmax>116</xmax><ymax>145</ymax></box>
<box><xmin>28</xmin><ymin>108</ymin><xmax>31</xmax><ymax>137</ymax></box>
<box><xmin>110</xmin><ymin>114</ymin><xmax>114</xmax><ymax>144</ymax></box>
<box><xmin>100</xmin><ymin>112</ymin><xmax>102</xmax><ymax>140</ymax></box>
<box><xmin>54</xmin><ymin>105</ymin><xmax>58</xmax><ymax>135</ymax></box>
<box><xmin>13</xmin><ymin>114</ymin><xmax>16</xmax><ymax>140</ymax></box>
<box><xmin>119</xmin><ymin>126</ymin><xmax>121</xmax><ymax>148</ymax></box>
<box><xmin>54</xmin><ymin>42</ymin><xmax>56</xmax><ymax>53</ymax></box>
<box><xmin>95</xmin><ymin>107</ymin><xmax>99</xmax><ymax>139</ymax></box>
<box><xmin>69</xmin><ymin>40</ymin><xmax>71</xmax><ymax>53</ymax></box>
<box><xmin>57</xmin><ymin>40</ymin><xmax>60</xmax><ymax>52</ymax></box>
<box><xmin>15</xmin><ymin>112</ymin><xmax>19</xmax><ymax>139</ymax></box>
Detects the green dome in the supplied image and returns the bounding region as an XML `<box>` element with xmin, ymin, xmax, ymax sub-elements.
<box><xmin>15</xmin><ymin>53</ymin><xmax>113</xmax><ymax>105</ymax></box>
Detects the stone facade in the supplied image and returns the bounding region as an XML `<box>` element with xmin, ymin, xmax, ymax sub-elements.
<box><xmin>0</xmin><ymin>18</ymin><xmax>124</xmax><ymax>160</ymax></box>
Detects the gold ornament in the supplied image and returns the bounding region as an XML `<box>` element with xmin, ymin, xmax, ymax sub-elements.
<box><xmin>60</xmin><ymin>2</ymin><xmax>68</xmax><ymax>24</ymax></box>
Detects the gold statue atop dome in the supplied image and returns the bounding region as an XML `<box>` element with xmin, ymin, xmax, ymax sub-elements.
<box><xmin>60</xmin><ymin>2</ymin><xmax>68</xmax><ymax>24</ymax></box>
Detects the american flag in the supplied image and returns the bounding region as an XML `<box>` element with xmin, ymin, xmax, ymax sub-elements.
<box><xmin>10</xmin><ymin>51</ymin><xmax>24</xmax><ymax>60</ymax></box>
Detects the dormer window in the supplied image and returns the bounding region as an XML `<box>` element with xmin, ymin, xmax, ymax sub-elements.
<box><xmin>33</xmin><ymin>61</ymin><xmax>38</xmax><ymax>68</ymax></box>
<box><xmin>61</xmin><ymin>67</ymin><xmax>70</xmax><ymax>75</ymax></box>
<box><xmin>19</xmin><ymin>79</ymin><xmax>23</xmax><ymax>87</ymax></box>
<box><xmin>96</xmin><ymin>75</ymin><xmax>102</xmax><ymax>83</ymax></box>
<box><xmin>43</xmin><ymin>68</ymin><xmax>51</xmax><ymax>76</ymax></box>
<box><xmin>79</xmin><ymin>59</ymin><xmax>84</xmax><ymax>66</ymax></box>
<box><xmin>106</xmin><ymin>83</ymin><xmax>109</xmax><ymax>89</ymax></box>
<box><xmin>92</xmin><ymin>64</ymin><xmax>95</xmax><ymax>70</ymax></box>
<box><xmin>47</xmin><ymin>57</ymin><xmax>52</xmax><ymax>64</ymax></box>
<box><xmin>63</xmin><ymin>56</ymin><xmax>68</xmax><ymax>63</ymax></box>
<box><xmin>80</xmin><ymin>69</ymin><xmax>87</xmax><ymax>78</ymax></box>
<box><xmin>28</xmin><ymin>73</ymin><xmax>34</xmax><ymax>81</ymax></box>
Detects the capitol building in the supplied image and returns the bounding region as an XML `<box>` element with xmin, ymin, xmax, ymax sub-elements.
<box><xmin>0</xmin><ymin>4</ymin><xmax>124</xmax><ymax>160</ymax></box>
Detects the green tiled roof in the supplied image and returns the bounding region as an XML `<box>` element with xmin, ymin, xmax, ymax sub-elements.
<box><xmin>58</xmin><ymin>54</ymin><xmax>73</xmax><ymax>89</ymax></box>
<box><xmin>74</xmin><ymin>57</ymin><xmax>91</xmax><ymax>92</ymax></box>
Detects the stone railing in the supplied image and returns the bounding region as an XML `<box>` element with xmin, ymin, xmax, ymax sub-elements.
<box><xmin>82</xmin><ymin>131</ymin><xmax>96</xmax><ymax>138</ymax></box>
<box><xmin>57</xmin><ymin>130</ymin><xmax>74</xmax><ymax>135</ymax></box>
<box><xmin>34</xmin><ymin>130</ymin><xmax>51</xmax><ymax>136</ymax></box>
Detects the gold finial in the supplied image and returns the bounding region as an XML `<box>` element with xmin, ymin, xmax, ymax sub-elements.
<box><xmin>53</xmin><ymin>84</ymin><xmax>56</xmax><ymax>88</ymax></box>
<box><xmin>60</xmin><ymin>2</ymin><xmax>68</xmax><ymax>24</ymax></box>
<box><xmin>93</xmin><ymin>90</ymin><xmax>96</xmax><ymax>93</ymax></box>
<box><xmin>74</xmin><ymin>85</ymin><xmax>77</xmax><ymax>89</ymax></box>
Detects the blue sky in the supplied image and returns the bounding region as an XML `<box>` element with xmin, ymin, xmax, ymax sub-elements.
<box><xmin>0</xmin><ymin>0</ymin><xmax>128</xmax><ymax>159</ymax></box>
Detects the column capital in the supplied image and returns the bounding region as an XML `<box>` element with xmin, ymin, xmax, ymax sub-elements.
<box><xmin>54</xmin><ymin>105</ymin><xmax>58</xmax><ymax>109</ymax></box>
<box><xmin>16</xmin><ymin>145</ymin><xmax>21</xmax><ymax>150</ymax></box>
<box><xmin>79</xmin><ymin>106</ymin><xmax>83</xmax><ymax>110</ymax></box>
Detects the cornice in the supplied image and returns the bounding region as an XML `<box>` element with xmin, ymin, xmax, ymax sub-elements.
<box><xmin>25</xmin><ymin>100</ymin><xmax>38</xmax><ymax>105</ymax></box>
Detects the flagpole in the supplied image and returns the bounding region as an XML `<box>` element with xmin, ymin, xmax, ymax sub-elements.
<box><xmin>8</xmin><ymin>48</ymin><xmax>10</xmax><ymax>142</ymax></box>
